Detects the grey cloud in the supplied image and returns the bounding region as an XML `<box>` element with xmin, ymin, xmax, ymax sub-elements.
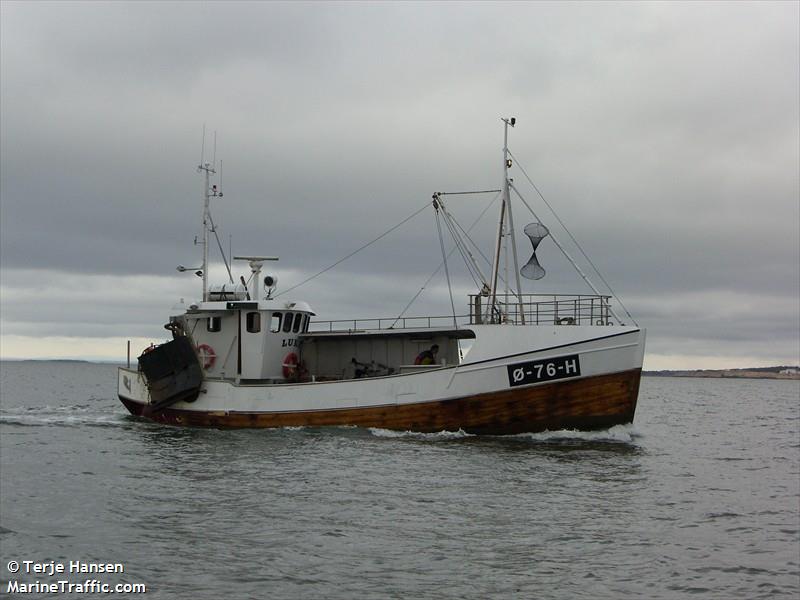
<box><xmin>1</xmin><ymin>1</ymin><xmax>798</xmax><ymax>366</ymax></box>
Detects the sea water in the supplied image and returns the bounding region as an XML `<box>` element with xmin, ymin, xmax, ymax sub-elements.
<box><xmin>0</xmin><ymin>361</ymin><xmax>798</xmax><ymax>599</ymax></box>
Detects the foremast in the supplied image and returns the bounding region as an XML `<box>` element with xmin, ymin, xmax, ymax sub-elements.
<box><xmin>188</xmin><ymin>146</ymin><xmax>233</xmax><ymax>301</ymax></box>
<box><xmin>198</xmin><ymin>161</ymin><xmax>223</xmax><ymax>302</ymax></box>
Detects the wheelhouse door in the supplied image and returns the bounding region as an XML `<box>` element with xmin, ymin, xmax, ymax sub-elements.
<box><xmin>240</xmin><ymin>310</ymin><xmax>265</xmax><ymax>379</ymax></box>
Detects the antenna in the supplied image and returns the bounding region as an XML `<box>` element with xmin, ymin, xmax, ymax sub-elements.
<box><xmin>200</xmin><ymin>124</ymin><xmax>206</xmax><ymax>167</ymax></box>
<box><xmin>193</xmin><ymin>127</ymin><xmax>238</xmax><ymax>297</ymax></box>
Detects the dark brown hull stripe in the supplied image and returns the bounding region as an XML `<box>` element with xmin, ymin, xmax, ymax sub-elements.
<box><xmin>120</xmin><ymin>368</ymin><xmax>642</xmax><ymax>435</ymax></box>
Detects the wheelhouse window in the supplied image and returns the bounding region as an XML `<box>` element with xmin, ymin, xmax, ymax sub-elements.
<box><xmin>270</xmin><ymin>312</ymin><xmax>282</xmax><ymax>332</ymax></box>
<box><xmin>292</xmin><ymin>313</ymin><xmax>303</xmax><ymax>333</ymax></box>
<box><xmin>207</xmin><ymin>316</ymin><xmax>221</xmax><ymax>332</ymax></box>
<box><xmin>302</xmin><ymin>315</ymin><xmax>310</xmax><ymax>332</ymax></box>
<box><xmin>282</xmin><ymin>311</ymin><xmax>293</xmax><ymax>333</ymax></box>
<box><xmin>246</xmin><ymin>312</ymin><xmax>261</xmax><ymax>333</ymax></box>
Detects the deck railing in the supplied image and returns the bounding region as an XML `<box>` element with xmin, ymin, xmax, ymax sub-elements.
<box><xmin>308</xmin><ymin>315</ymin><xmax>465</xmax><ymax>332</ymax></box>
<box><xmin>468</xmin><ymin>293</ymin><xmax>613</xmax><ymax>326</ymax></box>
<box><xmin>308</xmin><ymin>294</ymin><xmax>615</xmax><ymax>332</ymax></box>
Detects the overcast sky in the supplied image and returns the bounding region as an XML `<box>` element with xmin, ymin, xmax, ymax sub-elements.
<box><xmin>1</xmin><ymin>1</ymin><xmax>798</xmax><ymax>369</ymax></box>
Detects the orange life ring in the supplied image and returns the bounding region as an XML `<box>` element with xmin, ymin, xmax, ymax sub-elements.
<box><xmin>282</xmin><ymin>352</ymin><xmax>299</xmax><ymax>379</ymax></box>
<box><xmin>197</xmin><ymin>343</ymin><xmax>216</xmax><ymax>369</ymax></box>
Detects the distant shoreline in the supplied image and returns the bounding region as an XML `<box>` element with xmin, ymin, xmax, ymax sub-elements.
<box><xmin>0</xmin><ymin>359</ymin><xmax>126</xmax><ymax>365</ymax></box>
<box><xmin>644</xmin><ymin>368</ymin><xmax>799</xmax><ymax>380</ymax></box>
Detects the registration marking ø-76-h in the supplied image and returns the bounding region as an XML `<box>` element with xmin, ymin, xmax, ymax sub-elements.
<box><xmin>507</xmin><ymin>354</ymin><xmax>581</xmax><ymax>387</ymax></box>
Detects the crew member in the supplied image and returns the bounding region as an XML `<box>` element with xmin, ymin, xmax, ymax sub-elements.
<box><xmin>414</xmin><ymin>344</ymin><xmax>439</xmax><ymax>366</ymax></box>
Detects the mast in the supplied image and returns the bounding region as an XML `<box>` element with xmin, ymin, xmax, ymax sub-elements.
<box><xmin>503</xmin><ymin>119</ymin><xmax>526</xmax><ymax>324</ymax></box>
<box><xmin>488</xmin><ymin>117</ymin><xmax>526</xmax><ymax>323</ymax></box>
<box><xmin>488</xmin><ymin>192</ymin><xmax>506</xmax><ymax>322</ymax></box>
<box><xmin>198</xmin><ymin>161</ymin><xmax>215</xmax><ymax>302</ymax></box>
<box><xmin>179</xmin><ymin>130</ymin><xmax>231</xmax><ymax>297</ymax></box>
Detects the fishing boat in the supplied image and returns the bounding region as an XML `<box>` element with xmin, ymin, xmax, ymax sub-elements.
<box><xmin>118</xmin><ymin>119</ymin><xmax>645</xmax><ymax>434</ymax></box>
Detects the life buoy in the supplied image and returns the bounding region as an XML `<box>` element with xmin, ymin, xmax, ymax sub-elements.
<box><xmin>282</xmin><ymin>352</ymin><xmax>299</xmax><ymax>379</ymax></box>
<box><xmin>141</xmin><ymin>343</ymin><xmax>157</xmax><ymax>355</ymax></box>
<box><xmin>197</xmin><ymin>343</ymin><xmax>216</xmax><ymax>369</ymax></box>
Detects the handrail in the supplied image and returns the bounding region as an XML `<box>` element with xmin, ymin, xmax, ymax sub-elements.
<box><xmin>309</xmin><ymin>294</ymin><xmax>618</xmax><ymax>332</ymax></box>
<box><xmin>308</xmin><ymin>315</ymin><xmax>469</xmax><ymax>332</ymax></box>
<box><xmin>468</xmin><ymin>293</ymin><xmax>614</xmax><ymax>326</ymax></box>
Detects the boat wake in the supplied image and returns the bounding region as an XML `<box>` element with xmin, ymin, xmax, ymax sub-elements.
<box><xmin>368</xmin><ymin>423</ymin><xmax>638</xmax><ymax>443</ymax></box>
<box><xmin>510</xmin><ymin>423</ymin><xmax>639</xmax><ymax>443</ymax></box>
<box><xmin>368</xmin><ymin>428</ymin><xmax>474</xmax><ymax>440</ymax></box>
<box><xmin>0</xmin><ymin>403</ymin><xmax>128</xmax><ymax>428</ymax></box>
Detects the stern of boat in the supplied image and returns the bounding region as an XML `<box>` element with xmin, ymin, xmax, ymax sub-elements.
<box><xmin>117</xmin><ymin>367</ymin><xmax>150</xmax><ymax>416</ymax></box>
<box><xmin>118</xmin><ymin>335</ymin><xmax>205</xmax><ymax>417</ymax></box>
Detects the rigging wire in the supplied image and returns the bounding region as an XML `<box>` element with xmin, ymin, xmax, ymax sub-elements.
<box><xmin>450</xmin><ymin>209</ymin><xmax>498</xmax><ymax>282</ymax></box>
<box><xmin>508</xmin><ymin>181</ymin><xmax>623</xmax><ymax>324</ymax></box>
<box><xmin>454</xmin><ymin>217</ymin><xmax>516</xmax><ymax>303</ymax></box>
<box><xmin>275</xmin><ymin>201</ymin><xmax>431</xmax><ymax>298</ymax></box>
<box><xmin>438</xmin><ymin>189</ymin><xmax>502</xmax><ymax>196</ymax></box>
<box><xmin>507</xmin><ymin>150</ymin><xmax>636</xmax><ymax>326</ymax></box>
<box><xmin>439</xmin><ymin>206</ymin><xmax>483</xmax><ymax>289</ymax></box>
<box><xmin>442</xmin><ymin>195</ymin><xmax>517</xmax><ymax>296</ymax></box>
<box><xmin>207</xmin><ymin>212</ymin><xmax>234</xmax><ymax>284</ymax></box>
<box><xmin>436</xmin><ymin>191</ymin><xmax>504</xmax><ymax>289</ymax></box>
<box><xmin>389</xmin><ymin>246</ymin><xmax>458</xmax><ymax>328</ymax></box>
<box><xmin>390</xmin><ymin>192</ymin><xmax>502</xmax><ymax>327</ymax></box>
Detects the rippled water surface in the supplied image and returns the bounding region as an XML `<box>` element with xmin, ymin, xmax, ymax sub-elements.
<box><xmin>1</xmin><ymin>361</ymin><xmax>798</xmax><ymax>599</ymax></box>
